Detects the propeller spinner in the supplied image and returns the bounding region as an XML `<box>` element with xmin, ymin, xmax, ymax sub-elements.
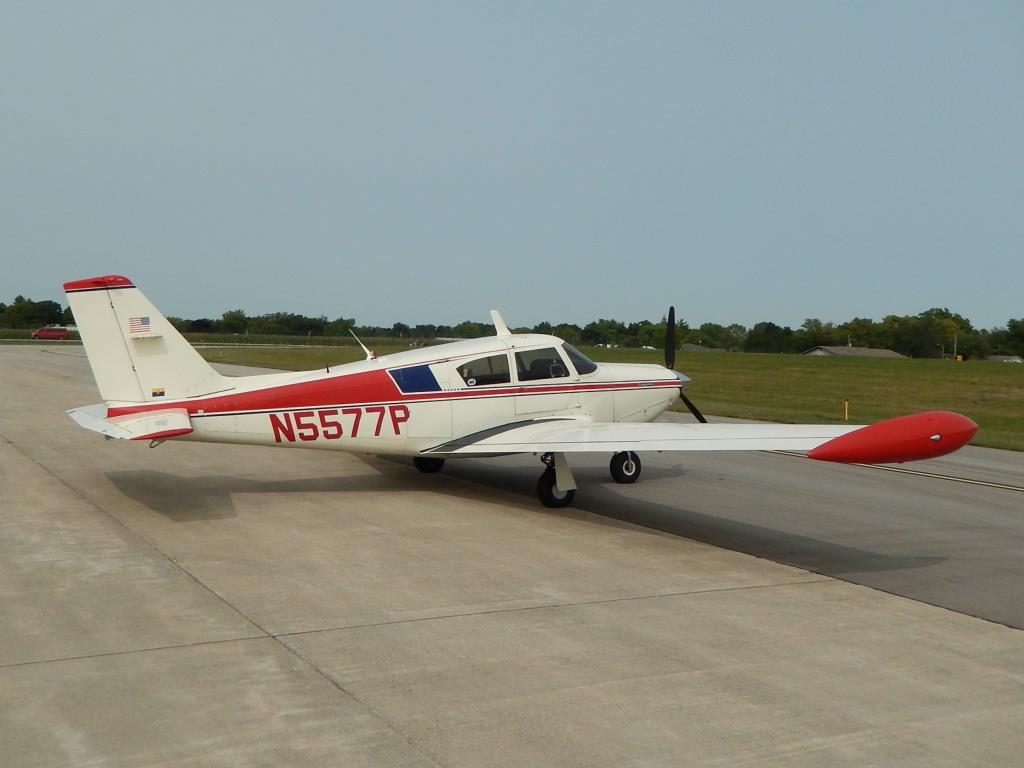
<box><xmin>665</xmin><ymin>305</ymin><xmax>708</xmax><ymax>424</ymax></box>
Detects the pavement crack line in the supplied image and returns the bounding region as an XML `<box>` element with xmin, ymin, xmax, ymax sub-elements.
<box><xmin>273</xmin><ymin>578</ymin><xmax>828</xmax><ymax>639</ymax></box>
<box><xmin>0</xmin><ymin>428</ymin><xmax>272</xmax><ymax>640</ymax></box>
<box><xmin>771</xmin><ymin>450</ymin><xmax>1024</xmax><ymax>492</ymax></box>
<box><xmin>278</xmin><ymin>638</ymin><xmax>452</xmax><ymax>768</ymax></box>
<box><xmin>0</xmin><ymin>635</ymin><xmax>268</xmax><ymax>671</ymax></box>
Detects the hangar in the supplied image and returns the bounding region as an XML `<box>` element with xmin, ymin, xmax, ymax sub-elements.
<box><xmin>803</xmin><ymin>345</ymin><xmax>905</xmax><ymax>358</ymax></box>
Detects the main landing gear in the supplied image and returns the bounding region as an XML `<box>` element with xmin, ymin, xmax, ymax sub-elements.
<box><xmin>413</xmin><ymin>456</ymin><xmax>445</xmax><ymax>473</ymax></box>
<box><xmin>537</xmin><ymin>452</ymin><xmax>576</xmax><ymax>508</ymax></box>
<box><xmin>416</xmin><ymin>452</ymin><xmax>645</xmax><ymax>508</ymax></box>
<box><xmin>534</xmin><ymin>451</ymin><xmax>644</xmax><ymax>507</ymax></box>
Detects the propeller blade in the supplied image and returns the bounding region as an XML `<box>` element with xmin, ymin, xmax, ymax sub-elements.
<box><xmin>665</xmin><ymin>304</ymin><xmax>707</xmax><ymax>423</ymax></box>
<box><xmin>665</xmin><ymin>306</ymin><xmax>676</xmax><ymax>370</ymax></box>
<box><xmin>679</xmin><ymin>392</ymin><xmax>708</xmax><ymax>424</ymax></box>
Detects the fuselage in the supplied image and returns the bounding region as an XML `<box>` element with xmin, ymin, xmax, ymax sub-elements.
<box><xmin>105</xmin><ymin>334</ymin><xmax>686</xmax><ymax>457</ymax></box>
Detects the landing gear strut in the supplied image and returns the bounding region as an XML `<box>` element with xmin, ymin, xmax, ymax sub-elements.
<box><xmin>413</xmin><ymin>456</ymin><xmax>445</xmax><ymax>473</ymax></box>
<box><xmin>609</xmin><ymin>451</ymin><xmax>642</xmax><ymax>484</ymax></box>
<box><xmin>536</xmin><ymin>452</ymin><xmax>576</xmax><ymax>508</ymax></box>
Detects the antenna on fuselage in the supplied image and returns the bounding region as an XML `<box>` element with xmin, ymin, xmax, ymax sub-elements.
<box><xmin>490</xmin><ymin>309</ymin><xmax>511</xmax><ymax>337</ymax></box>
<box><xmin>350</xmin><ymin>329</ymin><xmax>375</xmax><ymax>360</ymax></box>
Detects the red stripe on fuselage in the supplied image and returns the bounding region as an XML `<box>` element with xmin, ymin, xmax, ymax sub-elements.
<box><xmin>105</xmin><ymin>369</ymin><xmax>679</xmax><ymax>419</ymax></box>
<box><xmin>107</xmin><ymin>368</ymin><xmax>401</xmax><ymax>418</ymax></box>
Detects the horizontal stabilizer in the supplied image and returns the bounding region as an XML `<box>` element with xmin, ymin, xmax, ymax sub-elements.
<box><xmin>68</xmin><ymin>404</ymin><xmax>193</xmax><ymax>441</ymax></box>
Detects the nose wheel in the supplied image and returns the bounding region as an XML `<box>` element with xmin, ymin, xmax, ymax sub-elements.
<box><xmin>609</xmin><ymin>451</ymin><xmax>641</xmax><ymax>483</ymax></box>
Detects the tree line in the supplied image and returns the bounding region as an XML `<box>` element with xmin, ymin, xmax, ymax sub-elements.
<box><xmin>3</xmin><ymin>294</ymin><xmax>1022</xmax><ymax>358</ymax></box>
<box><xmin>0</xmin><ymin>296</ymin><xmax>70</xmax><ymax>329</ymax></box>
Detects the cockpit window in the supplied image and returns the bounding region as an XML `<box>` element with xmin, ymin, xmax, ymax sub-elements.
<box><xmin>562</xmin><ymin>343</ymin><xmax>597</xmax><ymax>375</ymax></box>
<box><xmin>515</xmin><ymin>347</ymin><xmax>569</xmax><ymax>382</ymax></box>
<box><xmin>457</xmin><ymin>354</ymin><xmax>510</xmax><ymax>386</ymax></box>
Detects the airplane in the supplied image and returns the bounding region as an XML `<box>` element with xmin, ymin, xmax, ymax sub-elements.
<box><xmin>63</xmin><ymin>275</ymin><xmax>978</xmax><ymax>507</ymax></box>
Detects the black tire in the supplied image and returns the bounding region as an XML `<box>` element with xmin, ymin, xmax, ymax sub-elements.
<box><xmin>609</xmin><ymin>451</ymin><xmax>642</xmax><ymax>484</ymax></box>
<box><xmin>413</xmin><ymin>457</ymin><xmax>445</xmax><ymax>474</ymax></box>
<box><xmin>536</xmin><ymin>468</ymin><xmax>575</xmax><ymax>508</ymax></box>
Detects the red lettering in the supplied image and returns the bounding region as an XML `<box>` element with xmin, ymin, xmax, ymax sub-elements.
<box><xmin>365</xmin><ymin>406</ymin><xmax>386</xmax><ymax>436</ymax></box>
<box><xmin>318</xmin><ymin>409</ymin><xmax>342</xmax><ymax>439</ymax></box>
<box><xmin>342</xmin><ymin>407</ymin><xmax>362</xmax><ymax>437</ymax></box>
<box><xmin>270</xmin><ymin>413</ymin><xmax>295</xmax><ymax>443</ymax></box>
<box><xmin>294</xmin><ymin>410</ymin><xmax>319</xmax><ymax>441</ymax></box>
<box><xmin>389</xmin><ymin>404</ymin><xmax>410</xmax><ymax>435</ymax></box>
<box><xmin>271</xmin><ymin>406</ymin><xmax>409</xmax><ymax>442</ymax></box>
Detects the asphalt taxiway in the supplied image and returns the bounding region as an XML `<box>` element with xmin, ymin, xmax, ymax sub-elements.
<box><xmin>2</xmin><ymin>346</ymin><xmax>1022</xmax><ymax>767</ymax></box>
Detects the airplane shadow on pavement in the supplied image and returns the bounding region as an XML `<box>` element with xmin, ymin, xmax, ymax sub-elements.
<box><xmin>430</xmin><ymin>458</ymin><xmax>948</xmax><ymax>578</ymax></box>
<box><xmin>106</xmin><ymin>456</ymin><xmax>944</xmax><ymax>580</ymax></box>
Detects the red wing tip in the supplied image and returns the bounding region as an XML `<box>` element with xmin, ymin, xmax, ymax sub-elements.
<box><xmin>63</xmin><ymin>275</ymin><xmax>135</xmax><ymax>292</ymax></box>
<box><xmin>809</xmin><ymin>411</ymin><xmax>977</xmax><ymax>464</ymax></box>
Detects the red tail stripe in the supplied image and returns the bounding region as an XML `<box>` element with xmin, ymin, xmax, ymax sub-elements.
<box><xmin>63</xmin><ymin>275</ymin><xmax>135</xmax><ymax>292</ymax></box>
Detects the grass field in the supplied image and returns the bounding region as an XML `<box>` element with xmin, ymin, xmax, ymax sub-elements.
<box><xmin>194</xmin><ymin>343</ymin><xmax>1024</xmax><ymax>452</ymax></box>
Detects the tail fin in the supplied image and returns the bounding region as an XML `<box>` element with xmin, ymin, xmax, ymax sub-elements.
<box><xmin>64</xmin><ymin>275</ymin><xmax>227</xmax><ymax>403</ymax></box>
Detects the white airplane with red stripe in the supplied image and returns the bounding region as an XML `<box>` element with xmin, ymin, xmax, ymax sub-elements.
<box><xmin>64</xmin><ymin>275</ymin><xmax>978</xmax><ymax>507</ymax></box>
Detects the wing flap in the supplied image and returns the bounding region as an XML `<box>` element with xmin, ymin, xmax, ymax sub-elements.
<box><xmin>426</xmin><ymin>420</ymin><xmax>861</xmax><ymax>456</ymax></box>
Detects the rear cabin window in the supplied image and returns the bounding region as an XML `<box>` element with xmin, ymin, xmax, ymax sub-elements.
<box><xmin>457</xmin><ymin>354</ymin><xmax>511</xmax><ymax>386</ymax></box>
<box><xmin>389</xmin><ymin>364</ymin><xmax>442</xmax><ymax>393</ymax></box>
<box><xmin>515</xmin><ymin>348</ymin><xmax>569</xmax><ymax>382</ymax></box>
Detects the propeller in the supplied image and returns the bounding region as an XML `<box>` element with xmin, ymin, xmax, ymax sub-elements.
<box><xmin>665</xmin><ymin>306</ymin><xmax>676</xmax><ymax>370</ymax></box>
<box><xmin>664</xmin><ymin>305</ymin><xmax>708</xmax><ymax>424</ymax></box>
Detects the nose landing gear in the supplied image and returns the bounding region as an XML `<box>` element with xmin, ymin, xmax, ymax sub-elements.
<box><xmin>609</xmin><ymin>451</ymin><xmax>642</xmax><ymax>484</ymax></box>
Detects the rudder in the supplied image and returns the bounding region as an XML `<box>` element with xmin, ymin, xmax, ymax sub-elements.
<box><xmin>64</xmin><ymin>275</ymin><xmax>226</xmax><ymax>403</ymax></box>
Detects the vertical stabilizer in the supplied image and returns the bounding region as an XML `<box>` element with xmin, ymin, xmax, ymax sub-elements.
<box><xmin>63</xmin><ymin>275</ymin><xmax>227</xmax><ymax>403</ymax></box>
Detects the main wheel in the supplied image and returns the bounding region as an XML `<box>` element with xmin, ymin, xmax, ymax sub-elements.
<box><xmin>609</xmin><ymin>451</ymin><xmax>641</xmax><ymax>484</ymax></box>
<box><xmin>536</xmin><ymin>468</ymin><xmax>575</xmax><ymax>508</ymax></box>
<box><xmin>413</xmin><ymin>457</ymin><xmax>445</xmax><ymax>473</ymax></box>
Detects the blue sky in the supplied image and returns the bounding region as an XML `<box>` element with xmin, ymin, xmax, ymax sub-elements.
<box><xmin>2</xmin><ymin>1</ymin><xmax>1021</xmax><ymax>329</ymax></box>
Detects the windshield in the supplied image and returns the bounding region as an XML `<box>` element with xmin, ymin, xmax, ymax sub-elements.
<box><xmin>562</xmin><ymin>343</ymin><xmax>597</xmax><ymax>375</ymax></box>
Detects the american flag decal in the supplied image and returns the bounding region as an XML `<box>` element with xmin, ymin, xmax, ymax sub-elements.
<box><xmin>128</xmin><ymin>316</ymin><xmax>151</xmax><ymax>334</ymax></box>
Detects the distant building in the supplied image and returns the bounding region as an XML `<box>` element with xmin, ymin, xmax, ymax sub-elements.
<box><xmin>986</xmin><ymin>354</ymin><xmax>1023</xmax><ymax>363</ymax></box>
<box><xmin>803</xmin><ymin>345</ymin><xmax>905</xmax><ymax>359</ymax></box>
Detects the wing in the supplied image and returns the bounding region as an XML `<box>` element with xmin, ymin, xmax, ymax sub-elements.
<box><xmin>425</xmin><ymin>411</ymin><xmax>977</xmax><ymax>465</ymax></box>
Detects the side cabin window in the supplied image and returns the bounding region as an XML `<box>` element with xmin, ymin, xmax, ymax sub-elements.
<box><xmin>562</xmin><ymin>343</ymin><xmax>597</xmax><ymax>375</ymax></box>
<box><xmin>515</xmin><ymin>347</ymin><xmax>569</xmax><ymax>382</ymax></box>
<box><xmin>457</xmin><ymin>353</ymin><xmax>511</xmax><ymax>386</ymax></box>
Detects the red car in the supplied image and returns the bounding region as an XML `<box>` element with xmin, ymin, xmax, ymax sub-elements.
<box><xmin>31</xmin><ymin>326</ymin><xmax>71</xmax><ymax>340</ymax></box>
